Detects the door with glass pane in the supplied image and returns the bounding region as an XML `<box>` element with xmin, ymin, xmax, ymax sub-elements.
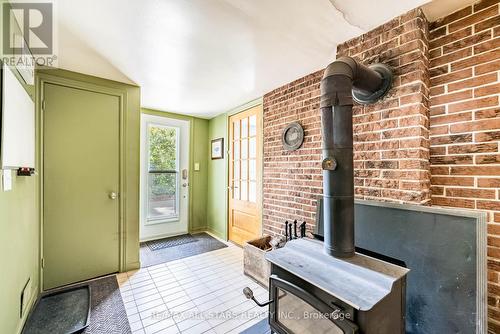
<box><xmin>228</xmin><ymin>105</ymin><xmax>262</xmax><ymax>246</ymax></box>
<box><xmin>140</xmin><ymin>115</ymin><xmax>190</xmax><ymax>241</ymax></box>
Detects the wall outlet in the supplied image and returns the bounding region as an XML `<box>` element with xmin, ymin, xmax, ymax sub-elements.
<box><xmin>20</xmin><ymin>278</ymin><xmax>31</xmax><ymax>318</ymax></box>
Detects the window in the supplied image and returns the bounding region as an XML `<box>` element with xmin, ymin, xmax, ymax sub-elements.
<box><xmin>146</xmin><ymin>124</ymin><xmax>179</xmax><ymax>222</ymax></box>
<box><xmin>232</xmin><ymin>114</ymin><xmax>257</xmax><ymax>202</ymax></box>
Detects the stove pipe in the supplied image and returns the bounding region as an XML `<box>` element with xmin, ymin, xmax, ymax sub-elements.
<box><xmin>320</xmin><ymin>57</ymin><xmax>393</xmax><ymax>258</ymax></box>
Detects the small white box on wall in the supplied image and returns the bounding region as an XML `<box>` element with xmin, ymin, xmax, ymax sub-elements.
<box><xmin>2</xmin><ymin>170</ymin><xmax>12</xmax><ymax>191</ymax></box>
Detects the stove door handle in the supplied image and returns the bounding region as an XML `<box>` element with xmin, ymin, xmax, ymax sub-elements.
<box><xmin>243</xmin><ymin>287</ymin><xmax>273</xmax><ymax>307</ymax></box>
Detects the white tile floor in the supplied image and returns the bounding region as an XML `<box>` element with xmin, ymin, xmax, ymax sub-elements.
<box><xmin>117</xmin><ymin>244</ymin><xmax>268</xmax><ymax>334</ymax></box>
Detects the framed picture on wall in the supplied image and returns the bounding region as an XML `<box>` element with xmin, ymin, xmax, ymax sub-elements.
<box><xmin>211</xmin><ymin>138</ymin><xmax>224</xmax><ymax>160</ymax></box>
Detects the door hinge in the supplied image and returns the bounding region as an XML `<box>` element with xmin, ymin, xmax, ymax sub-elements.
<box><xmin>41</xmin><ymin>258</ymin><xmax>45</xmax><ymax>268</ymax></box>
<box><xmin>42</xmin><ymin>100</ymin><xmax>46</xmax><ymax>111</ymax></box>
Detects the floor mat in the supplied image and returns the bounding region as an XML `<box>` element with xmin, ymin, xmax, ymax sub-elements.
<box><xmin>140</xmin><ymin>232</ymin><xmax>228</xmax><ymax>268</ymax></box>
<box><xmin>23</xmin><ymin>276</ymin><xmax>131</xmax><ymax>334</ymax></box>
<box><xmin>22</xmin><ymin>286</ymin><xmax>91</xmax><ymax>334</ymax></box>
<box><xmin>144</xmin><ymin>233</ymin><xmax>197</xmax><ymax>251</ymax></box>
<box><xmin>82</xmin><ymin>276</ymin><xmax>131</xmax><ymax>334</ymax></box>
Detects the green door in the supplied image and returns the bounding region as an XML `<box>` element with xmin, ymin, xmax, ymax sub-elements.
<box><xmin>43</xmin><ymin>83</ymin><xmax>120</xmax><ymax>290</ymax></box>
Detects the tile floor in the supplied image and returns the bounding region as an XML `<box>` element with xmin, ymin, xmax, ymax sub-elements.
<box><xmin>117</xmin><ymin>244</ymin><xmax>268</xmax><ymax>334</ymax></box>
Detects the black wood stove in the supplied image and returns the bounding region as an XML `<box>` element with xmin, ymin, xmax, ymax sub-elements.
<box><xmin>265</xmin><ymin>238</ymin><xmax>408</xmax><ymax>333</ymax></box>
<box><xmin>243</xmin><ymin>57</ymin><xmax>410</xmax><ymax>333</ymax></box>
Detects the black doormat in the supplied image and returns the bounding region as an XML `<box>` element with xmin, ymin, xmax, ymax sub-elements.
<box><xmin>144</xmin><ymin>233</ymin><xmax>198</xmax><ymax>251</ymax></box>
<box><xmin>22</xmin><ymin>286</ymin><xmax>91</xmax><ymax>334</ymax></box>
<box><xmin>140</xmin><ymin>232</ymin><xmax>228</xmax><ymax>268</ymax></box>
<box><xmin>23</xmin><ymin>276</ymin><xmax>131</xmax><ymax>334</ymax></box>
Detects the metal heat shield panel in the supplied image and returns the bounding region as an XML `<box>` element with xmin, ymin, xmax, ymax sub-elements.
<box><xmin>315</xmin><ymin>199</ymin><xmax>486</xmax><ymax>333</ymax></box>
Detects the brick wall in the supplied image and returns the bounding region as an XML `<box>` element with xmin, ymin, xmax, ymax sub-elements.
<box><xmin>262</xmin><ymin>8</ymin><xmax>430</xmax><ymax>235</ymax></box>
<box><xmin>337</xmin><ymin>9</ymin><xmax>431</xmax><ymax>205</ymax></box>
<box><xmin>428</xmin><ymin>0</ymin><xmax>500</xmax><ymax>331</ymax></box>
<box><xmin>262</xmin><ymin>71</ymin><xmax>323</xmax><ymax>236</ymax></box>
<box><xmin>262</xmin><ymin>0</ymin><xmax>500</xmax><ymax>329</ymax></box>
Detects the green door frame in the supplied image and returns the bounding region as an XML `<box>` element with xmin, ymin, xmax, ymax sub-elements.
<box><xmin>36</xmin><ymin>72</ymin><xmax>128</xmax><ymax>291</ymax></box>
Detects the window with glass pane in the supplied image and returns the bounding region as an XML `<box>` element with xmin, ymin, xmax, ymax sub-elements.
<box><xmin>234</xmin><ymin>120</ymin><xmax>240</xmax><ymax>139</ymax></box>
<box><xmin>242</xmin><ymin>138</ymin><xmax>248</xmax><ymax>159</ymax></box>
<box><xmin>234</xmin><ymin>140</ymin><xmax>240</xmax><ymax>160</ymax></box>
<box><xmin>241</xmin><ymin>181</ymin><xmax>248</xmax><ymax>201</ymax></box>
<box><xmin>242</xmin><ymin>118</ymin><xmax>248</xmax><ymax>137</ymax></box>
<box><xmin>241</xmin><ymin>160</ymin><xmax>248</xmax><ymax>180</ymax></box>
<box><xmin>249</xmin><ymin>159</ymin><xmax>256</xmax><ymax>180</ymax></box>
<box><xmin>249</xmin><ymin>115</ymin><xmax>257</xmax><ymax>136</ymax></box>
<box><xmin>147</xmin><ymin>125</ymin><xmax>179</xmax><ymax>221</ymax></box>
<box><xmin>249</xmin><ymin>137</ymin><xmax>256</xmax><ymax>158</ymax></box>
<box><xmin>233</xmin><ymin>160</ymin><xmax>240</xmax><ymax>200</ymax></box>
<box><xmin>232</xmin><ymin>115</ymin><xmax>258</xmax><ymax>203</ymax></box>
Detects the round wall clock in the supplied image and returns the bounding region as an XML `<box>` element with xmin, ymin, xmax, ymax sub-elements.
<box><xmin>282</xmin><ymin>122</ymin><xmax>304</xmax><ymax>151</ymax></box>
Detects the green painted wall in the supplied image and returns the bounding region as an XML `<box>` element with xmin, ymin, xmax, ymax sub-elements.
<box><xmin>207</xmin><ymin>114</ymin><xmax>228</xmax><ymax>239</ymax></box>
<box><xmin>141</xmin><ymin>108</ymin><xmax>208</xmax><ymax>231</ymax></box>
<box><xmin>191</xmin><ymin>118</ymin><xmax>209</xmax><ymax>231</ymax></box>
<box><xmin>0</xmin><ymin>1</ymin><xmax>40</xmax><ymax>332</ymax></box>
<box><xmin>0</xmin><ymin>168</ymin><xmax>39</xmax><ymax>334</ymax></box>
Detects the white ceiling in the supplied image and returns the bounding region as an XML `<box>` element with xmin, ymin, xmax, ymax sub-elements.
<box><xmin>55</xmin><ymin>0</ymin><xmax>430</xmax><ymax>118</ymax></box>
<box><xmin>422</xmin><ymin>0</ymin><xmax>477</xmax><ymax>21</ymax></box>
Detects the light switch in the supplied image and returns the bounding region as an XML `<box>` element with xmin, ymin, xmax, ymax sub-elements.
<box><xmin>2</xmin><ymin>170</ymin><xmax>12</xmax><ymax>191</ymax></box>
<box><xmin>194</xmin><ymin>163</ymin><xmax>200</xmax><ymax>171</ymax></box>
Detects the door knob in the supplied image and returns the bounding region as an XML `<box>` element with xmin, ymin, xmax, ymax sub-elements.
<box><xmin>109</xmin><ymin>192</ymin><xmax>117</xmax><ymax>200</ymax></box>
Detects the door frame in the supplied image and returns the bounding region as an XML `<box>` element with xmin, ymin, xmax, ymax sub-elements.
<box><xmin>139</xmin><ymin>114</ymin><xmax>190</xmax><ymax>241</ymax></box>
<box><xmin>36</xmin><ymin>73</ymin><xmax>127</xmax><ymax>291</ymax></box>
<box><xmin>226</xmin><ymin>101</ymin><xmax>264</xmax><ymax>243</ymax></box>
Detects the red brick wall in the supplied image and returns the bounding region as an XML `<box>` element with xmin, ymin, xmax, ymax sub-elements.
<box><xmin>262</xmin><ymin>0</ymin><xmax>500</xmax><ymax>329</ymax></box>
<box><xmin>262</xmin><ymin>71</ymin><xmax>323</xmax><ymax>236</ymax></box>
<box><xmin>428</xmin><ymin>0</ymin><xmax>500</xmax><ymax>331</ymax></box>
<box><xmin>337</xmin><ymin>9</ymin><xmax>431</xmax><ymax>205</ymax></box>
<box><xmin>262</xmin><ymin>8</ymin><xmax>430</xmax><ymax>235</ymax></box>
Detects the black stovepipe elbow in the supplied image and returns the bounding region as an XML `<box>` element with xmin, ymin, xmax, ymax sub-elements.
<box><xmin>320</xmin><ymin>57</ymin><xmax>392</xmax><ymax>258</ymax></box>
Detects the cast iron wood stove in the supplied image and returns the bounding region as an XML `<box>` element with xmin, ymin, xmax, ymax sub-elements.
<box><xmin>264</xmin><ymin>238</ymin><xmax>408</xmax><ymax>333</ymax></box>
<box><xmin>244</xmin><ymin>57</ymin><xmax>410</xmax><ymax>333</ymax></box>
